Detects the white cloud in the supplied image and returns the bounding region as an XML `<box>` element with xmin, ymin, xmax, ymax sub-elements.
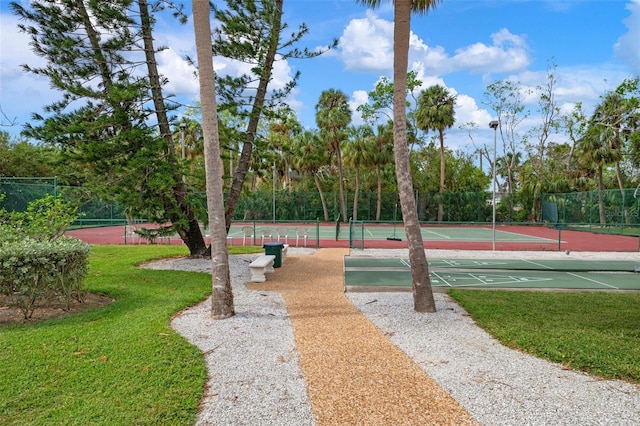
<box><xmin>338</xmin><ymin>10</ymin><xmax>394</xmax><ymax>72</ymax></box>
<box><xmin>614</xmin><ymin>0</ymin><xmax>640</xmax><ymax>74</ymax></box>
<box><xmin>409</xmin><ymin>71</ymin><xmax>446</xmax><ymax>94</ymax></box>
<box><xmin>454</xmin><ymin>93</ymin><xmax>493</xmax><ymax>130</ymax></box>
<box><xmin>349</xmin><ymin>89</ymin><xmax>369</xmax><ymax>125</ymax></box>
<box><xmin>450</xmin><ymin>29</ymin><xmax>530</xmax><ymax>74</ymax></box>
<box><xmin>0</xmin><ymin>13</ymin><xmax>58</xmax><ymax>131</ymax></box>
<box><xmin>157</xmin><ymin>48</ymin><xmax>199</xmax><ymax>99</ymax></box>
<box><xmin>408</xmin><ymin>42</ymin><xmax>450</xmax><ymax>75</ymax></box>
<box><xmin>337</xmin><ymin>12</ymin><xmax>531</xmax><ymax>78</ymax></box>
<box><xmin>270</xmin><ymin>55</ymin><xmax>295</xmax><ymax>92</ymax></box>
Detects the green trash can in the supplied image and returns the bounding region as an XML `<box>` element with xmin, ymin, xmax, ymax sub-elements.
<box><xmin>263</xmin><ymin>242</ymin><xmax>284</xmax><ymax>268</ymax></box>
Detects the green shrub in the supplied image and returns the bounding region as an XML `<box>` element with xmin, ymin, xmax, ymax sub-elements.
<box><xmin>0</xmin><ymin>237</ymin><xmax>90</xmax><ymax>318</ymax></box>
<box><xmin>0</xmin><ymin>194</ymin><xmax>79</xmax><ymax>243</ymax></box>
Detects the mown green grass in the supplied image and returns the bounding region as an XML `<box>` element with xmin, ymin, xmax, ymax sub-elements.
<box><xmin>449</xmin><ymin>289</ymin><xmax>640</xmax><ymax>384</ymax></box>
<box><xmin>6</xmin><ymin>245</ymin><xmax>638</xmax><ymax>424</ymax></box>
<box><xmin>0</xmin><ymin>245</ymin><xmax>221</xmax><ymax>425</ymax></box>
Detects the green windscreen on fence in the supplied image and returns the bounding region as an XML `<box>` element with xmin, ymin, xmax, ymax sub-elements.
<box><xmin>3</xmin><ymin>179</ymin><xmax>639</xmax><ymax>231</ymax></box>
<box><xmin>542</xmin><ymin>202</ymin><xmax>558</xmax><ymax>224</ymax></box>
<box><xmin>542</xmin><ymin>189</ymin><xmax>640</xmax><ymax>227</ymax></box>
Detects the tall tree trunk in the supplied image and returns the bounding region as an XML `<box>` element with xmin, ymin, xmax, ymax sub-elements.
<box><xmin>597</xmin><ymin>165</ymin><xmax>606</xmax><ymax>225</ymax></box>
<box><xmin>393</xmin><ymin>0</ymin><xmax>435</xmax><ymax>313</ymax></box>
<box><xmin>337</xmin><ymin>148</ymin><xmax>347</xmax><ymax>221</ymax></box>
<box><xmin>314</xmin><ymin>174</ymin><xmax>330</xmax><ymax>222</ymax></box>
<box><xmin>615</xmin><ymin>162</ymin><xmax>631</xmax><ymax>224</ymax></box>
<box><xmin>224</xmin><ymin>0</ymin><xmax>284</xmax><ymax>231</ymax></box>
<box><xmin>74</xmin><ymin>0</ymin><xmax>111</xmax><ymax>93</ymax></box>
<box><xmin>139</xmin><ymin>0</ymin><xmax>206</xmax><ymax>256</ymax></box>
<box><xmin>193</xmin><ymin>0</ymin><xmax>234</xmax><ymax>319</ymax></box>
<box><xmin>376</xmin><ymin>165</ymin><xmax>382</xmax><ymax>221</ymax></box>
<box><xmin>353</xmin><ymin>166</ymin><xmax>360</xmax><ymax>221</ymax></box>
<box><xmin>438</xmin><ymin>129</ymin><xmax>445</xmax><ymax>221</ymax></box>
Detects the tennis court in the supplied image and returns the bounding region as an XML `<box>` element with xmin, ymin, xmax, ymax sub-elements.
<box><xmin>226</xmin><ymin>222</ymin><xmax>556</xmax><ymax>245</ymax></box>
<box><xmin>349</xmin><ymin>223</ymin><xmax>555</xmax><ymax>243</ymax></box>
<box><xmin>67</xmin><ymin>220</ymin><xmax>640</xmax><ymax>251</ymax></box>
<box><xmin>344</xmin><ymin>256</ymin><xmax>640</xmax><ymax>292</ymax></box>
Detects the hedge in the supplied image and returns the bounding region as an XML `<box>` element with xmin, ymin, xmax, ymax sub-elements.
<box><xmin>0</xmin><ymin>237</ymin><xmax>91</xmax><ymax>319</ymax></box>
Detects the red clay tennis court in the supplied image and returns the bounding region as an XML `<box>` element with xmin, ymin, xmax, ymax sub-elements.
<box><xmin>65</xmin><ymin>222</ymin><xmax>640</xmax><ymax>252</ymax></box>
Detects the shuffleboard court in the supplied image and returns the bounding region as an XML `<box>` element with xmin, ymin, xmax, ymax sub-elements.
<box><xmin>344</xmin><ymin>257</ymin><xmax>640</xmax><ymax>292</ymax></box>
<box><xmin>345</xmin><ymin>257</ymin><xmax>639</xmax><ymax>272</ymax></box>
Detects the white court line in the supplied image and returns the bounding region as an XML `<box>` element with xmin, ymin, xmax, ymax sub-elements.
<box><xmin>521</xmin><ymin>259</ymin><xmax>554</xmax><ymax>270</ymax></box>
<box><xmin>455</xmin><ymin>272</ymin><xmax>503</xmax><ymax>288</ymax></box>
<box><xmin>490</xmin><ymin>228</ymin><xmax>558</xmax><ymax>242</ymax></box>
<box><xmin>439</xmin><ymin>259</ymin><xmax>458</xmax><ymax>267</ymax></box>
<box><xmin>465</xmin><ymin>273</ymin><xmax>493</xmax><ymax>287</ymax></box>
<box><xmin>400</xmin><ymin>258</ymin><xmax>411</xmax><ymax>268</ymax></box>
<box><xmin>431</xmin><ymin>271</ymin><xmax>454</xmax><ymax>287</ymax></box>
<box><xmin>421</xmin><ymin>229</ymin><xmax>451</xmax><ymax>239</ymax></box>
<box><xmin>567</xmin><ymin>272</ymin><xmax>619</xmax><ymax>290</ymax></box>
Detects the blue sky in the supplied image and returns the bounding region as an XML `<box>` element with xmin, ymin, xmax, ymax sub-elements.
<box><xmin>1</xmin><ymin>0</ymin><xmax>639</xmax><ymax>156</ymax></box>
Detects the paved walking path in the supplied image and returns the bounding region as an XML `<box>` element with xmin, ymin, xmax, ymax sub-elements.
<box><xmin>249</xmin><ymin>248</ymin><xmax>477</xmax><ymax>425</ymax></box>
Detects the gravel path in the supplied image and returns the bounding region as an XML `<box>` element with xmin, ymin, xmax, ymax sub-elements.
<box><xmin>162</xmin><ymin>248</ymin><xmax>640</xmax><ymax>425</ymax></box>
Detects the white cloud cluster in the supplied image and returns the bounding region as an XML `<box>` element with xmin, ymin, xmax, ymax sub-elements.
<box><xmin>614</xmin><ymin>0</ymin><xmax>640</xmax><ymax>74</ymax></box>
<box><xmin>1</xmin><ymin>1</ymin><xmax>637</xmax><ymax>146</ymax></box>
<box><xmin>339</xmin><ymin>10</ymin><xmax>394</xmax><ymax>72</ymax></box>
<box><xmin>0</xmin><ymin>13</ymin><xmax>59</xmax><ymax>129</ymax></box>
<box><xmin>337</xmin><ymin>6</ymin><xmax>638</xmax><ymax>154</ymax></box>
<box><xmin>337</xmin><ymin>12</ymin><xmax>531</xmax><ymax>76</ymax></box>
<box><xmin>449</xmin><ymin>29</ymin><xmax>530</xmax><ymax>74</ymax></box>
<box><xmin>336</xmin><ymin>10</ymin><xmax>533</xmax><ymax>145</ymax></box>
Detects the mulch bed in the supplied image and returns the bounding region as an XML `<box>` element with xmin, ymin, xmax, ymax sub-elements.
<box><xmin>0</xmin><ymin>292</ymin><xmax>114</xmax><ymax>325</ymax></box>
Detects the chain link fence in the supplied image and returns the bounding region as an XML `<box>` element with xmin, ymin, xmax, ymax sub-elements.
<box><xmin>3</xmin><ymin>180</ymin><xmax>638</xmax><ymax>232</ymax></box>
<box><xmin>542</xmin><ymin>189</ymin><xmax>640</xmax><ymax>235</ymax></box>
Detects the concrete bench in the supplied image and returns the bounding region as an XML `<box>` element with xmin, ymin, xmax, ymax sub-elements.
<box><xmin>282</xmin><ymin>244</ymin><xmax>289</xmax><ymax>260</ymax></box>
<box><xmin>249</xmin><ymin>254</ymin><xmax>275</xmax><ymax>283</ymax></box>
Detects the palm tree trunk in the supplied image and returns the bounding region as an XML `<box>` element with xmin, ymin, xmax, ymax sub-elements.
<box><xmin>376</xmin><ymin>165</ymin><xmax>382</xmax><ymax>221</ymax></box>
<box><xmin>393</xmin><ymin>0</ymin><xmax>435</xmax><ymax>313</ymax></box>
<box><xmin>353</xmin><ymin>167</ymin><xmax>360</xmax><ymax>221</ymax></box>
<box><xmin>337</xmin><ymin>149</ymin><xmax>347</xmax><ymax>221</ymax></box>
<box><xmin>314</xmin><ymin>174</ymin><xmax>330</xmax><ymax>222</ymax></box>
<box><xmin>193</xmin><ymin>0</ymin><xmax>234</xmax><ymax>319</ymax></box>
<box><xmin>615</xmin><ymin>162</ymin><xmax>631</xmax><ymax>224</ymax></box>
<box><xmin>438</xmin><ymin>129</ymin><xmax>445</xmax><ymax>221</ymax></box>
<box><xmin>597</xmin><ymin>165</ymin><xmax>606</xmax><ymax>225</ymax></box>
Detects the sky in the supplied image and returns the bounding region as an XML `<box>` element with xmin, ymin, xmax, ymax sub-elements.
<box><xmin>1</xmin><ymin>0</ymin><xmax>639</xmax><ymax>157</ymax></box>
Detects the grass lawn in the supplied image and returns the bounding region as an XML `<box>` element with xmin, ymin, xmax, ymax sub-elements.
<box><xmin>3</xmin><ymin>246</ymin><xmax>639</xmax><ymax>425</ymax></box>
<box><xmin>0</xmin><ymin>245</ymin><xmax>216</xmax><ymax>425</ymax></box>
<box><xmin>449</xmin><ymin>289</ymin><xmax>640</xmax><ymax>384</ymax></box>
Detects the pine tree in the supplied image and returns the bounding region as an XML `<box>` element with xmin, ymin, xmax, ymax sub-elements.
<box><xmin>11</xmin><ymin>0</ymin><xmax>208</xmax><ymax>255</ymax></box>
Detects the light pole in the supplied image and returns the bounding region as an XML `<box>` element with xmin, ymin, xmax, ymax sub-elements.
<box><xmin>179</xmin><ymin>123</ymin><xmax>187</xmax><ymax>183</ymax></box>
<box><xmin>489</xmin><ymin>120</ymin><xmax>499</xmax><ymax>250</ymax></box>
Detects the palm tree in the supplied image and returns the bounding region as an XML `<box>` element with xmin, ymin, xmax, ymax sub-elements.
<box><xmin>356</xmin><ymin>0</ymin><xmax>441</xmax><ymax>313</ymax></box>
<box><xmin>315</xmin><ymin>89</ymin><xmax>352</xmax><ymax>222</ymax></box>
<box><xmin>291</xmin><ymin>130</ymin><xmax>332</xmax><ymax>221</ymax></box>
<box><xmin>415</xmin><ymin>84</ymin><xmax>456</xmax><ymax>222</ymax></box>
<box><xmin>268</xmin><ymin>111</ymin><xmax>302</xmax><ymax>191</ymax></box>
<box><xmin>173</xmin><ymin>119</ymin><xmax>204</xmax><ymax>182</ymax></box>
<box><xmin>372</xmin><ymin>122</ymin><xmax>394</xmax><ymax>221</ymax></box>
<box><xmin>592</xmin><ymin>90</ymin><xmax>632</xmax><ymax>224</ymax></box>
<box><xmin>344</xmin><ymin>125</ymin><xmax>375</xmax><ymax>221</ymax></box>
<box><xmin>576</xmin><ymin>125</ymin><xmax>612</xmax><ymax>225</ymax></box>
<box><xmin>192</xmin><ymin>0</ymin><xmax>234</xmax><ymax>319</ymax></box>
